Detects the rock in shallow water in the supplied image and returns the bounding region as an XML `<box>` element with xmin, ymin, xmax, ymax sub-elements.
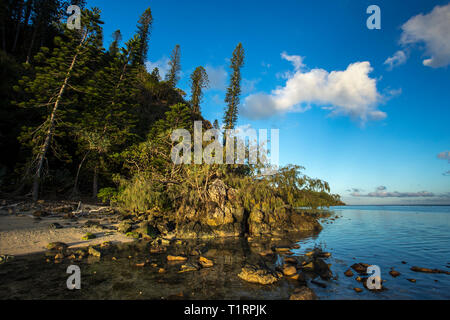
<box><xmin>344</xmin><ymin>269</ymin><xmax>354</xmax><ymax>277</ymax></box>
<box><xmin>237</xmin><ymin>264</ymin><xmax>280</xmax><ymax>285</ymax></box>
<box><xmin>289</xmin><ymin>287</ymin><xmax>317</xmax><ymax>300</ymax></box>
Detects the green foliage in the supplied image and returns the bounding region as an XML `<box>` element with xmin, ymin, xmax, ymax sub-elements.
<box><xmin>1</xmin><ymin>3</ymin><xmax>343</xmax><ymax>213</ymax></box>
<box><xmin>190</xmin><ymin>66</ymin><xmax>209</xmax><ymax>114</ymax></box>
<box><xmin>97</xmin><ymin>187</ymin><xmax>119</xmax><ymax>204</ymax></box>
<box><xmin>166</xmin><ymin>44</ymin><xmax>181</xmax><ymax>87</ymax></box>
<box><xmin>224</xmin><ymin>43</ymin><xmax>245</xmax><ymax>129</ymax></box>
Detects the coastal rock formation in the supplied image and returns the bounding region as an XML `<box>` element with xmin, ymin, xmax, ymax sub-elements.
<box><xmin>170</xmin><ymin>179</ymin><xmax>324</xmax><ymax>239</ymax></box>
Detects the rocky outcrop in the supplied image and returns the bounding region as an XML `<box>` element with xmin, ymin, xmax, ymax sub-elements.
<box><xmin>248</xmin><ymin>203</ymin><xmax>322</xmax><ymax>236</ymax></box>
<box><xmin>171</xmin><ymin>179</ymin><xmax>323</xmax><ymax>239</ymax></box>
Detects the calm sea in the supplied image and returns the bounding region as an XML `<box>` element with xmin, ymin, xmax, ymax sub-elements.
<box><xmin>296</xmin><ymin>205</ymin><xmax>450</xmax><ymax>299</ymax></box>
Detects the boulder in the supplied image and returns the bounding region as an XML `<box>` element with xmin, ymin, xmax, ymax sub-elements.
<box><xmin>289</xmin><ymin>287</ymin><xmax>317</xmax><ymax>300</ymax></box>
<box><xmin>237</xmin><ymin>264</ymin><xmax>280</xmax><ymax>285</ymax></box>
<box><xmin>137</xmin><ymin>221</ymin><xmax>160</xmax><ymax>239</ymax></box>
<box><xmin>283</xmin><ymin>265</ymin><xmax>297</xmax><ymax>276</ymax></box>
<box><xmin>179</xmin><ymin>263</ymin><xmax>200</xmax><ymax>273</ymax></box>
<box><xmin>167</xmin><ymin>255</ymin><xmax>188</xmax><ymax>262</ymax></box>
<box><xmin>199</xmin><ymin>256</ymin><xmax>214</xmax><ymax>268</ymax></box>
<box><xmin>46</xmin><ymin>242</ymin><xmax>68</xmax><ymax>251</ymax></box>
<box><xmin>88</xmin><ymin>246</ymin><xmax>102</xmax><ymax>258</ymax></box>
<box><xmin>118</xmin><ymin>221</ymin><xmax>132</xmax><ymax>234</ymax></box>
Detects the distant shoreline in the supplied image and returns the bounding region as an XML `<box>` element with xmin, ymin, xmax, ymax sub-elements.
<box><xmin>336</xmin><ymin>204</ymin><xmax>450</xmax><ymax>207</ymax></box>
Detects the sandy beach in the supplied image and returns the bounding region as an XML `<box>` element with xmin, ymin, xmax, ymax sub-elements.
<box><xmin>0</xmin><ymin>201</ymin><xmax>133</xmax><ymax>256</ymax></box>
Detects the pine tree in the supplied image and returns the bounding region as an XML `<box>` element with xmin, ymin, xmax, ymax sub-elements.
<box><xmin>73</xmin><ymin>35</ymin><xmax>140</xmax><ymax>198</ymax></box>
<box><xmin>166</xmin><ymin>44</ymin><xmax>181</xmax><ymax>87</ymax></box>
<box><xmin>150</xmin><ymin>67</ymin><xmax>160</xmax><ymax>82</ymax></box>
<box><xmin>190</xmin><ymin>66</ymin><xmax>208</xmax><ymax>114</ymax></box>
<box><xmin>224</xmin><ymin>43</ymin><xmax>244</xmax><ymax>129</ymax></box>
<box><xmin>15</xmin><ymin>8</ymin><xmax>103</xmax><ymax>201</ymax></box>
<box><xmin>108</xmin><ymin>29</ymin><xmax>122</xmax><ymax>56</ymax></box>
<box><xmin>134</xmin><ymin>7</ymin><xmax>152</xmax><ymax>66</ymax></box>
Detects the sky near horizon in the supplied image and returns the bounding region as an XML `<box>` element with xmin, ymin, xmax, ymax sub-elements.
<box><xmin>86</xmin><ymin>0</ymin><xmax>450</xmax><ymax>205</ymax></box>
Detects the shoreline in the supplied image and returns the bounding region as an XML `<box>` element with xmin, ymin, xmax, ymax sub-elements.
<box><xmin>0</xmin><ymin>200</ymin><xmax>133</xmax><ymax>256</ymax></box>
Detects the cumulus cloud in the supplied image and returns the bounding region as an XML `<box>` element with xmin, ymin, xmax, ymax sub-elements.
<box><xmin>145</xmin><ymin>57</ymin><xmax>170</xmax><ymax>79</ymax></box>
<box><xmin>242</xmin><ymin>53</ymin><xmax>385</xmax><ymax>123</ymax></box>
<box><xmin>350</xmin><ymin>186</ymin><xmax>435</xmax><ymax>198</ymax></box>
<box><xmin>205</xmin><ymin>65</ymin><xmax>228</xmax><ymax>91</ymax></box>
<box><xmin>384</xmin><ymin>50</ymin><xmax>408</xmax><ymax>70</ymax></box>
<box><xmin>398</xmin><ymin>3</ymin><xmax>450</xmax><ymax>68</ymax></box>
<box><xmin>438</xmin><ymin>151</ymin><xmax>450</xmax><ymax>163</ymax></box>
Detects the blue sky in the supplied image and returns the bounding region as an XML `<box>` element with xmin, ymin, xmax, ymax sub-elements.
<box><xmin>87</xmin><ymin>0</ymin><xmax>450</xmax><ymax>204</ymax></box>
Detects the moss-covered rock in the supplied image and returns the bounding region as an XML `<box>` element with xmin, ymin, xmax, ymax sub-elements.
<box><xmin>88</xmin><ymin>246</ymin><xmax>102</xmax><ymax>258</ymax></box>
<box><xmin>126</xmin><ymin>231</ymin><xmax>140</xmax><ymax>239</ymax></box>
<box><xmin>118</xmin><ymin>221</ymin><xmax>132</xmax><ymax>234</ymax></box>
<box><xmin>82</xmin><ymin>232</ymin><xmax>96</xmax><ymax>240</ymax></box>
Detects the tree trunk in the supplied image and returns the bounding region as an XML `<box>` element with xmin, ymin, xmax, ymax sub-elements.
<box><xmin>32</xmin><ymin>31</ymin><xmax>88</xmax><ymax>201</ymax></box>
<box><xmin>71</xmin><ymin>151</ymin><xmax>89</xmax><ymax>197</ymax></box>
<box><xmin>25</xmin><ymin>21</ymin><xmax>38</xmax><ymax>64</ymax></box>
<box><xmin>92</xmin><ymin>166</ymin><xmax>98</xmax><ymax>199</ymax></box>
<box><xmin>12</xmin><ymin>0</ymin><xmax>25</xmax><ymax>53</ymax></box>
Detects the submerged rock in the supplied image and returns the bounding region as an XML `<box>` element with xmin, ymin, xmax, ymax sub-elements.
<box><xmin>238</xmin><ymin>264</ymin><xmax>280</xmax><ymax>285</ymax></box>
<box><xmin>283</xmin><ymin>265</ymin><xmax>297</xmax><ymax>276</ymax></box>
<box><xmin>351</xmin><ymin>263</ymin><xmax>369</xmax><ymax>275</ymax></box>
<box><xmin>344</xmin><ymin>269</ymin><xmax>354</xmax><ymax>277</ymax></box>
<box><xmin>179</xmin><ymin>263</ymin><xmax>200</xmax><ymax>273</ymax></box>
<box><xmin>411</xmin><ymin>266</ymin><xmax>450</xmax><ymax>275</ymax></box>
<box><xmin>389</xmin><ymin>269</ymin><xmax>401</xmax><ymax>278</ymax></box>
<box><xmin>167</xmin><ymin>255</ymin><xmax>187</xmax><ymax>262</ymax></box>
<box><xmin>289</xmin><ymin>287</ymin><xmax>317</xmax><ymax>300</ymax></box>
<box><xmin>199</xmin><ymin>256</ymin><xmax>214</xmax><ymax>268</ymax></box>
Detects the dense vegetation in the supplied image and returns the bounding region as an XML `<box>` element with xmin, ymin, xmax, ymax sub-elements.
<box><xmin>0</xmin><ymin>1</ymin><xmax>344</xmax><ymax>215</ymax></box>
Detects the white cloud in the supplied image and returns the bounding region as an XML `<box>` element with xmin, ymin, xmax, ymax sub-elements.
<box><xmin>351</xmin><ymin>186</ymin><xmax>435</xmax><ymax>198</ymax></box>
<box><xmin>205</xmin><ymin>65</ymin><xmax>228</xmax><ymax>91</ymax></box>
<box><xmin>384</xmin><ymin>50</ymin><xmax>408</xmax><ymax>70</ymax></box>
<box><xmin>242</xmin><ymin>53</ymin><xmax>385</xmax><ymax>123</ymax></box>
<box><xmin>399</xmin><ymin>3</ymin><xmax>450</xmax><ymax>68</ymax></box>
<box><xmin>281</xmin><ymin>52</ymin><xmax>305</xmax><ymax>71</ymax></box>
<box><xmin>145</xmin><ymin>56</ymin><xmax>170</xmax><ymax>79</ymax></box>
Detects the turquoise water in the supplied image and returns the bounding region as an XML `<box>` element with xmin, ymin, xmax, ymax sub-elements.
<box><xmin>295</xmin><ymin>206</ymin><xmax>450</xmax><ymax>299</ymax></box>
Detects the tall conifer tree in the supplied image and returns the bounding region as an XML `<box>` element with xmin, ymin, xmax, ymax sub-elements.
<box><xmin>166</xmin><ymin>44</ymin><xmax>181</xmax><ymax>87</ymax></box>
<box><xmin>190</xmin><ymin>66</ymin><xmax>209</xmax><ymax>114</ymax></box>
<box><xmin>224</xmin><ymin>43</ymin><xmax>244</xmax><ymax>129</ymax></box>
<box><xmin>16</xmin><ymin>8</ymin><xmax>103</xmax><ymax>200</ymax></box>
